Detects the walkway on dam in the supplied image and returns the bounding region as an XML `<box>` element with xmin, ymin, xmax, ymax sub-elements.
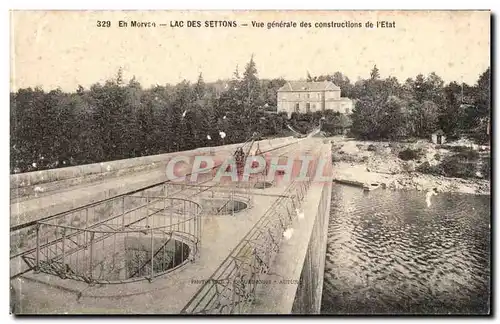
<box><xmin>10</xmin><ymin>139</ymin><xmax>293</xmax><ymax>229</ymax></box>
<box><xmin>11</xmin><ymin>137</ymin><xmax>332</xmax><ymax>314</ymax></box>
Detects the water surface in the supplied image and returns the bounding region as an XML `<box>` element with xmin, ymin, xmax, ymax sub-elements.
<box><xmin>321</xmin><ymin>185</ymin><xmax>490</xmax><ymax>315</ymax></box>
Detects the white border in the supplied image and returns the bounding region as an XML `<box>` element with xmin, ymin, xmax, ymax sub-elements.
<box><xmin>2</xmin><ymin>1</ymin><xmax>497</xmax><ymax>323</ymax></box>
<box><xmin>3</xmin><ymin>0</ymin><xmax>498</xmax><ymax>10</ymax></box>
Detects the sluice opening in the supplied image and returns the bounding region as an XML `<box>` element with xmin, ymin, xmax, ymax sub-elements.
<box><xmin>124</xmin><ymin>236</ymin><xmax>190</xmax><ymax>279</ymax></box>
<box><xmin>31</xmin><ymin>230</ymin><xmax>195</xmax><ymax>284</ymax></box>
<box><xmin>202</xmin><ymin>198</ymin><xmax>249</xmax><ymax>215</ymax></box>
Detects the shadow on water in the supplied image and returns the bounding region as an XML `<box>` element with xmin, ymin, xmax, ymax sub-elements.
<box><xmin>321</xmin><ymin>184</ymin><xmax>491</xmax><ymax>315</ymax></box>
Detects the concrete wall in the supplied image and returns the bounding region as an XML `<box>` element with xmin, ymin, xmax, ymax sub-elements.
<box><xmin>291</xmin><ymin>182</ymin><xmax>332</xmax><ymax>313</ymax></box>
<box><xmin>10</xmin><ymin>137</ymin><xmax>297</xmax><ymax>228</ymax></box>
<box><xmin>278</xmin><ymin>94</ymin><xmax>353</xmax><ymax>117</ymax></box>
<box><xmin>325</xmin><ymin>99</ymin><xmax>354</xmax><ymax>114</ymax></box>
<box><xmin>277</xmin><ymin>91</ymin><xmax>324</xmax><ymax>116</ymax></box>
<box><xmin>10</xmin><ymin>136</ymin><xmax>296</xmax><ymax>199</ymax></box>
<box><xmin>250</xmin><ymin>140</ymin><xmax>333</xmax><ymax>314</ymax></box>
<box><xmin>290</xmin><ymin>144</ymin><xmax>333</xmax><ymax>313</ymax></box>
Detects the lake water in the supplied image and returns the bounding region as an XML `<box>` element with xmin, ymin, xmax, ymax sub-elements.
<box><xmin>321</xmin><ymin>184</ymin><xmax>491</xmax><ymax>315</ymax></box>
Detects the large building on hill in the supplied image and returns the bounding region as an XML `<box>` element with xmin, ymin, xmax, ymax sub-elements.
<box><xmin>277</xmin><ymin>81</ymin><xmax>354</xmax><ymax>117</ymax></box>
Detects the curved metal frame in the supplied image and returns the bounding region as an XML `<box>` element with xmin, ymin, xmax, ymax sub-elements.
<box><xmin>22</xmin><ymin>194</ymin><xmax>202</xmax><ymax>285</ymax></box>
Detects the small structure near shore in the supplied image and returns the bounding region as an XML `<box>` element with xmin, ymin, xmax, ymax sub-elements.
<box><xmin>363</xmin><ymin>182</ymin><xmax>381</xmax><ymax>191</ymax></box>
<box><xmin>431</xmin><ymin>130</ymin><xmax>446</xmax><ymax>144</ymax></box>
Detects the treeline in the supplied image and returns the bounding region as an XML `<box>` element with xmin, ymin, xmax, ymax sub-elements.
<box><xmin>10</xmin><ymin>58</ymin><xmax>304</xmax><ymax>173</ymax></box>
<box><xmin>10</xmin><ymin>57</ymin><xmax>490</xmax><ymax>174</ymax></box>
<box><xmin>311</xmin><ymin>65</ymin><xmax>490</xmax><ymax>143</ymax></box>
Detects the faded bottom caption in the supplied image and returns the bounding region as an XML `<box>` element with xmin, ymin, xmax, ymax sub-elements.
<box><xmin>191</xmin><ymin>279</ymin><xmax>302</xmax><ymax>285</ymax></box>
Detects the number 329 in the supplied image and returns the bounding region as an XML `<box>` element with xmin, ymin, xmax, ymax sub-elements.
<box><xmin>97</xmin><ymin>21</ymin><xmax>111</xmax><ymax>27</ymax></box>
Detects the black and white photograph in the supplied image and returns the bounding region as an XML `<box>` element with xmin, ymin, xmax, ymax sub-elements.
<box><xmin>8</xmin><ymin>9</ymin><xmax>491</xmax><ymax>315</ymax></box>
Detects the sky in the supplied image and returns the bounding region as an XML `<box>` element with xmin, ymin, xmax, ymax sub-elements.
<box><xmin>10</xmin><ymin>10</ymin><xmax>491</xmax><ymax>92</ymax></box>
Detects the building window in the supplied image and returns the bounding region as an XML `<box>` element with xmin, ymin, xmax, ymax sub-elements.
<box><xmin>306</xmin><ymin>103</ymin><xmax>311</xmax><ymax>113</ymax></box>
<box><xmin>307</xmin><ymin>93</ymin><xmax>310</xmax><ymax>99</ymax></box>
<box><xmin>345</xmin><ymin>108</ymin><xmax>350</xmax><ymax>114</ymax></box>
<box><xmin>312</xmin><ymin>104</ymin><xmax>316</xmax><ymax>110</ymax></box>
<box><xmin>298</xmin><ymin>93</ymin><xmax>301</xmax><ymax>99</ymax></box>
<box><xmin>295</xmin><ymin>103</ymin><xmax>300</xmax><ymax>113</ymax></box>
<box><xmin>317</xmin><ymin>93</ymin><xmax>321</xmax><ymax>99</ymax></box>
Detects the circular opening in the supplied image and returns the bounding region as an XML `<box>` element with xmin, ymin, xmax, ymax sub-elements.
<box><xmin>25</xmin><ymin>196</ymin><xmax>201</xmax><ymax>285</ymax></box>
<box><xmin>254</xmin><ymin>182</ymin><xmax>273</xmax><ymax>189</ymax></box>
<box><xmin>125</xmin><ymin>236</ymin><xmax>190</xmax><ymax>279</ymax></box>
<box><xmin>202</xmin><ymin>198</ymin><xmax>248</xmax><ymax>215</ymax></box>
<box><xmin>35</xmin><ymin>232</ymin><xmax>193</xmax><ymax>284</ymax></box>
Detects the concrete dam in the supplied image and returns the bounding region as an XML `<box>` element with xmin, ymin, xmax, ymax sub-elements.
<box><xmin>10</xmin><ymin>136</ymin><xmax>333</xmax><ymax>314</ymax></box>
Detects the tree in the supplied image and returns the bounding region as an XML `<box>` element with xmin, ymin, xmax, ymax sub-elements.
<box><xmin>351</xmin><ymin>96</ymin><xmax>386</xmax><ymax>139</ymax></box>
<box><xmin>233</xmin><ymin>64</ymin><xmax>241</xmax><ymax>80</ymax></box>
<box><xmin>242</xmin><ymin>55</ymin><xmax>262</xmax><ymax>106</ymax></box>
<box><xmin>380</xmin><ymin>96</ymin><xmax>407</xmax><ymax>139</ymax></box>
<box><xmin>172</xmin><ymin>80</ymin><xmax>196</xmax><ymax>151</ymax></box>
<box><xmin>194</xmin><ymin>72</ymin><xmax>206</xmax><ymax>100</ymax></box>
<box><xmin>370</xmin><ymin>65</ymin><xmax>380</xmax><ymax>80</ymax></box>
<box><xmin>414</xmin><ymin>100</ymin><xmax>439</xmax><ymax>137</ymax></box>
<box><xmin>383</xmin><ymin>76</ymin><xmax>401</xmax><ymax>97</ymax></box>
<box><xmin>261</xmin><ymin>78</ymin><xmax>286</xmax><ymax>108</ymax></box>
<box><xmin>474</xmin><ymin>67</ymin><xmax>490</xmax><ymax>118</ymax></box>
<box><xmin>306</xmin><ymin>71</ymin><xmax>313</xmax><ymax>82</ymax></box>
<box><xmin>332</xmin><ymin>72</ymin><xmax>353</xmax><ymax>98</ymax></box>
<box><xmin>11</xmin><ymin>88</ymin><xmax>47</xmax><ymax>171</ymax></box>
<box><xmin>440</xmin><ymin>82</ymin><xmax>462</xmax><ymax>135</ymax></box>
<box><xmin>240</xmin><ymin>55</ymin><xmax>264</xmax><ymax>136</ymax></box>
<box><xmin>136</xmin><ymin>91</ymin><xmax>157</xmax><ymax>156</ymax></box>
<box><xmin>116</xmin><ymin>67</ymin><xmax>124</xmax><ymax>86</ymax></box>
<box><xmin>469</xmin><ymin>67</ymin><xmax>491</xmax><ymax>142</ymax></box>
<box><xmin>11</xmin><ymin>60</ymin><xmax>486</xmax><ymax>174</ymax></box>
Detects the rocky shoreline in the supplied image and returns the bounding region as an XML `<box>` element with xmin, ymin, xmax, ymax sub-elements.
<box><xmin>330</xmin><ymin>137</ymin><xmax>490</xmax><ymax>196</ymax></box>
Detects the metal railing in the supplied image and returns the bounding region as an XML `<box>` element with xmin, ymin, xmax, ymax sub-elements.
<box><xmin>166</xmin><ymin>171</ymin><xmax>264</xmax><ymax>217</ymax></box>
<box><xmin>17</xmin><ymin>184</ymin><xmax>202</xmax><ymax>284</ymax></box>
<box><xmin>180</xmin><ymin>148</ymin><xmax>320</xmax><ymax>314</ymax></box>
<box><xmin>10</xmin><ymin>137</ymin><xmax>312</xmax><ymax>283</ymax></box>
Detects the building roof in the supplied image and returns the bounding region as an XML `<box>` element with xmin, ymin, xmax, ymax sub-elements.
<box><xmin>278</xmin><ymin>81</ymin><xmax>340</xmax><ymax>92</ymax></box>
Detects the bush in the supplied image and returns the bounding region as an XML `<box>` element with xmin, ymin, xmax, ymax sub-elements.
<box><xmin>434</xmin><ymin>153</ymin><xmax>441</xmax><ymax>161</ymax></box>
<box><xmin>481</xmin><ymin>157</ymin><xmax>491</xmax><ymax>180</ymax></box>
<box><xmin>416</xmin><ymin>161</ymin><xmax>436</xmax><ymax>174</ymax></box>
<box><xmin>398</xmin><ymin>148</ymin><xmax>423</xmax><ymax>161</ymax></box>
<box><xmin>440</xmin><ymin>155</ymin><xmax>477</xmax><ymax>178</ymax></box>
<box><xmin>456</xmin><ymin>150</ymin><xmax>480</xmax><ymax>161</ymax></box>
<box><xmin>445</xmin><ymin>145</ymin><xmax>481</xmax><ymax>156</ymax></box>
<box><xmin>332</xmin><ymin>154</ymin><xmax>342</xmax><ymax>163</ymax></box>
<box><xmin>418</xmin><ymin>153</ymin><xmax>483</xmax><ymax>179</ymax></box>
<box><xmin>367</xmin><ymin>144</ymin><xmax>376</xmax><ymax>151</ymax></box>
